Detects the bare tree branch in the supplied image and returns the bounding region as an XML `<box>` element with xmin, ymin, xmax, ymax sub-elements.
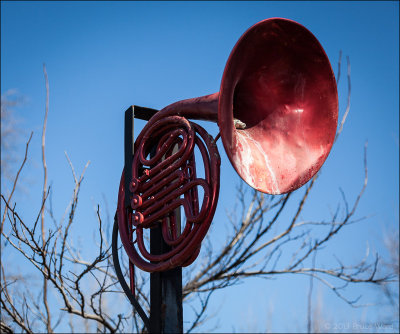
<box><xmin>1</xmin><ymin>52</ymin><xmax>396</xmax><ymax>333</ymax></box>
<box><xmin>1</xmin><ymin>131</ymin><xmax>33</xmax><ymax>235</ymax></box>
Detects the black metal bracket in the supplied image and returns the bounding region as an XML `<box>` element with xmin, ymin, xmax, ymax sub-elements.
<box><xmin>113</xmin><ymin>105</ymin><xmax>183</xmax><ymax>333</ymax></box>
<box><xmin>112</xmin><ymin>105</ymin><xmax>158</xmax><ymax>332</ymax></box>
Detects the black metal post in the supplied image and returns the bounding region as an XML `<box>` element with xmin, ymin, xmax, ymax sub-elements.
<box><xmin>125</xmin><ymin>106</ymin><xmax>183</xmax><ymax>334</ymax></box>
<box><xmin>149</xmin><ymin>225</ymin><xmax>183</xmax><ymax>333</ymax></box>
<box><xmin>149</xmin><ymin>151</ymin><xmax>183</xmax><ymax>334</ymax></box>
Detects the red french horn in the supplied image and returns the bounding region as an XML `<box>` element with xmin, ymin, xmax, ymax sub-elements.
<box><xmin>117</xmin><ymin>18</ymin><xmax>338</xmax><ymax>273</ymax></box>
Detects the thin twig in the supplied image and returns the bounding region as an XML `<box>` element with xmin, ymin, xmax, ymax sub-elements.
<box><xmin>1</xmin><ymin>132</ymin><xmax>33</xmax><ymax>235</ymax></box>
<box><xmin>41</xmin><ymin>63</ymin><xmax>52</xmax><ymax>333</ymax></box>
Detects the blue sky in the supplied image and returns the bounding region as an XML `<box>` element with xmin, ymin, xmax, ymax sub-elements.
<box><xmin>1</xmin><ymin>1</ymin><xmax>399</xmax><ymax>332</ymax></box>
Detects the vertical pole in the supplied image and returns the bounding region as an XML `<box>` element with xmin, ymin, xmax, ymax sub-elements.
<box><xmin>124</xmin><ymin>106</ymin><xmax>134</xmax><ymax>203</ymax></box>
<box><xmin>149</xmin><ymin>150</ymin><xmax>183</xmax><ymax>334</ymax></box>
<box><xmin>150</xmin><ymin>229</ymin><xmax>183</xmax><ymax>333</ymax></box>
<box><xmin>125</xmin><ymin>105</ymin><xmax>183</xmax><ymax>333</ymax></box>
<box><xmin>124</xmin><ymin>107</ymin><xmax>135</xmax><ymax>289</ymax></box>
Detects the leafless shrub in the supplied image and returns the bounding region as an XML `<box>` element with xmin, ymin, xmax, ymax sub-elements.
<box><xmin>1</xmin><ymin>54</ymin><xmax>397</xmax><ymax>333</ymax></box>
